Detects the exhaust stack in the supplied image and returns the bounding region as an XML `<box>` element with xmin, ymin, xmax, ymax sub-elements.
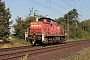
<box><xmin>36</xmin><ymin>18</ymin><xmax>38</xmax><ymax>21</ymax></box>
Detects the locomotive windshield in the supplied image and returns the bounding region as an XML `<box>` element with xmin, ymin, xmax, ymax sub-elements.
<box><xmin>39</xmin><ymin>19</ymin><xmax>44</xmax><ymax>22</ymax></box>
<box><xmin>46</xmin><ymin>19</ymin><xmax>51</xmax><ymax>23</ymax></box>
<box><xmin>38</xmin><ymin>18</ymin><xmax>51</xmax><ymax>23</ymax></box>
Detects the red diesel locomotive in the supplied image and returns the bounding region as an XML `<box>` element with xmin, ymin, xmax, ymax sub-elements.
<box><xmin>27</xmin><ymin>18</ymin><xmax>66</xmax><ymax>45</ymax></box>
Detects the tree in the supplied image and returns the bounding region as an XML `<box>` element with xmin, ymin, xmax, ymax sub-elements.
<box><xmin>56</xmin><ymin>9</ymin><xmax>81</xmax><ymax>39</ymax></box>
<box><xmin>64</xmin><ymin>9</ymin><xmax>80</xmax><ymax>39</ymax></box>
<box><xmin>14</xmin><ymin>16</ymin><xmax>35</xmax><ymax>39</ymax></box>
<box><xmin>80</xmin><ymin>20</ymin><xmax>90</xmax><ymax>35</ymax></box>
<box><xmin>0</xmin><ymin>1</ymin><xmax>11</xmax><ymax>42</ymax></box>
<box><xmin>64</xmin><ymin>9</ymin><xmax>79</xmax><ymax>26</ymax></box>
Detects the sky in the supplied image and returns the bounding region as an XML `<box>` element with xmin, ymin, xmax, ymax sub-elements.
<box><xmin>1</xmin><ymin>0</ymin><xmax>90</xmax><ymax>34</ymax></box>
<box><xmin>2</xmin><ymin>0</ymin><xmax>90</xmax><ymax>22</ymax></box>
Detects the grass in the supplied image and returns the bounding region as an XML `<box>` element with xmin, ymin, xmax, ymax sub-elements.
<box><xmin>59</xmin><ymin>47</ymin><xmax>90</xmax><ymax>60</ymax></box>
<box><xmin>0</xmin><ymin>36</ymin><xmax>31</xmax><ymax>48</ymax></box>
<box><xmin>9</xmin><ymin>39</ymin><xmax>31</xmax><ymax>47</ymax></box>
<box><xmin>65</xmin><ymin>38</ymin><xmax>88</xmax><ymax>42</ymax></box>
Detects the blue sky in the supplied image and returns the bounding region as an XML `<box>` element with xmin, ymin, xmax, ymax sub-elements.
<box><xmin>2</xmin><ymin>0</ymin><xmax>90</xmax><ymax>22</ymax></box>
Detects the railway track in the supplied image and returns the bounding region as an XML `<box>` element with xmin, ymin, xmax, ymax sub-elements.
<box><xmin>0</xmin><ymin>40</ymin><xmax>90</xmax><ymax>60</ymax></box>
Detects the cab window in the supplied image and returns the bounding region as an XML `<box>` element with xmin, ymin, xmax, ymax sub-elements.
<box><xmin>46</xmin><ymin>19</ymin><xmax>51</xmax><ymax>23</ymax></box>
<box><xmin>39</xmin><ymin>19</ymin><xmax>44</xmax><ymax>22</ymax></box>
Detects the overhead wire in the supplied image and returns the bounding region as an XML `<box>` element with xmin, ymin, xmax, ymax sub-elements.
<box><xmin>78</xmin><ymin>0</ymin><xmax>89</xmax><ymax>14</ymax></box>
<box><xmin>28</xmin><ymin>0</ymin><xmax>63</xmax><ymax>14</ymax></box>
<box><xmin>79</xmin><ymin>0</ymin><xmax>90</xmax><ymax>9</ymax></box>
<box><xmin>60</xmin><ymin>0</ymin><xmax>82</xmax><ymax>16</ymax></box>
<box><xmin>49</xmin><ymin>0</ymin><xmax>68</xmax><ymax>10</ymax></box>
<box><xmin>46</xmin><ymin>0</ymin><xmax>51</xmax><ymax>8</ymax></box>
<box><xmin>74</xmin><ymin>1</ymin><xmax>89</xmax><ymax>13</ymax></box>
<box><xmin>70</xmin><ymin>0</ymin><xmax>90</xmax><ymax>18</ymax></box>
<box><xmin>28</xmin><ymin>0</ymin><xmax>89</xmax><ymax>19</ymax></box>
<box><xmin>61</xmin><ymin>0</ymin><xmax>89</xmax><ymax>19</ymax></box>
<box><xmin>61</xmin><ymin>0</ymin><xmax>74</xmax><ymax>8</ymax></box>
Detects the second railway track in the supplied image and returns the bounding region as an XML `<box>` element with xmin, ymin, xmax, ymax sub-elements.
<box><xmin>0</xmin><ymin>40</ymin><xmax>90</xmax><ymax>60</ymax></box>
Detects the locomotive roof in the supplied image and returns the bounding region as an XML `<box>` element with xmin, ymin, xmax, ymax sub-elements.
<box><xmin>38</xmin><ymin>17</ymin><xmax>55</xmax><ymax>21</ymax></box>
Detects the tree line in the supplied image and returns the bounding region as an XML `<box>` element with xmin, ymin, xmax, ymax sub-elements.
<box><xmin>56</xmin><ymin>9</ymin><xmax>90</xmax><ymax>39</ymax></box>
<box><xmin>0</xmin><ymin>1</ymin><xmax>90</xmax><ymax>42</ymax></box>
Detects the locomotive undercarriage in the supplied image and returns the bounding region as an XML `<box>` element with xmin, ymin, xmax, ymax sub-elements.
<box><xmin>27</xmin><ymin>34</ymin><xmax>66</xmax><ymax>45</ymax></box>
